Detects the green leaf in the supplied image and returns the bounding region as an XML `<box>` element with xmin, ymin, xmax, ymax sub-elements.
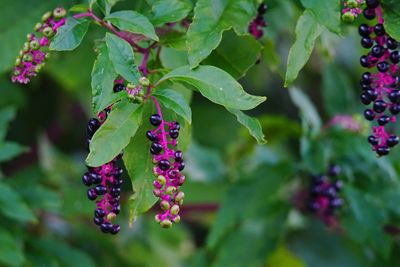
<box><xmin>91</xmin><ymin>42</ymin><xmax>118</xmax><ymax>114</ymax></box>
<box><xmin>285</xmin><ymin>10</ymin><xmax>322</xmax><ymax>87</ymax></box>
<box><xmin>150</xmin><ymin>0</ymin><xmax>193</xmax><ymax>26</ymax></box>
<box><xmin>382</xmin><ymin>6</ymin><xmax>400</xmax><ymax>40</ymax></box>
<box><xmin>300</xmin><ymin>0</ymin><xmax>341</xmax><ymax>33</ymax></box>
<box><xmin>204</xmin><ymin>31</ymin><xmax>263</xmax><ymax>79</ymax></box>
<box><xmin>0</xmin><ymin>142</ymin><xmax>28</xmax><ymax>162</ymax></box>
<box><xmin>0</xmin><ymin>228</ymin><xmax>25</xmax><ymax>267</ymax></box>
<box><xmin>50</xmin><ymin>17</ymin><xmax>90</xmax><ymax>51</ymax></box>
<box><xmin>266</xmin><ymin>245</ymin><xmax>306</xmax><ymax>267</ymax></box>
<box><xmin>105</xmin><ymin>33</ymin><xmax>141</xmax><ymax>84</ymax></box>
<box><xmin>96</xmin><ymin>0</ymin><xmax>122</xmax><ymax>15</ymax></box>
<box><xmin>153</xmin><ymin>88</ymin><xmax>192</xmax><ymax>124</ymax></box>
<box><xmin>226</xmin><ymin>108</ymin><xmax>266</xmax><ymax>144</ymax></box>
<box><xmin>0</xmin><ymin>181</ymin><xmax>37</xmax><ymax>223</ymax></box>
<box><xmin>104</xmin><ymin>11</ymin><xmax>159</xmax><ymax>41</ymax></box>
<box><xmin>123</xmin><ymin>102</ymin><xmax>157</xmax><ymax>222</ymax></box>
<box><xmin>86</xmin><ymin>101</ymin><xmax>143</xmax><ymax>167</ymax></box>
<box><xmin>0</xmin><ymin>106</ymin><xmax>16</xmax><ymax>141</ymax></box>
<box><xmin>157</xmin><ymin>65</ymin><xmax>266</xmax><ymax>110</ymax></box>
<box><xmin>322</xmin><ymin>63</ymin><xmax>356</xmax><ymax>116</ymax></box>
<box><xmin>186</xmin><ymin>0</ymin><xmax>257</xmax><ymax>68</ymax></box>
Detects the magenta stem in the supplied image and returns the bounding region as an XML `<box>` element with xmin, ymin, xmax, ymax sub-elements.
<box><xmin>376</xmin><ymin>5</ymin><xmax>384</xmax><ymax>24</ymax></box>
<box><xmin>151</xmin><ymin>96</ymin><xmax>169</xmax><ymax>152</ymax></box>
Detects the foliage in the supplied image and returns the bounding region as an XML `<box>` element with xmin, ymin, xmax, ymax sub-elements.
<box><xmin>1</xmin><ymin>0</ymin><xmax>400</xmax><ymax>266</ymax></box>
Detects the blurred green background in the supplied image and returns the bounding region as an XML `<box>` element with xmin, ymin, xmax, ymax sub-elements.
<box><xmin>1</xmin><ymin>0</ymin><xmax>400</xmax><ymax>267</ymax></box>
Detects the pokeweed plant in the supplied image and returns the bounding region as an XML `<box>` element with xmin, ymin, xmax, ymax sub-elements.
<box><xmin>10</xmin><ymin>0</ymin><xmax>268</xmax><ymax>233</ymax></box>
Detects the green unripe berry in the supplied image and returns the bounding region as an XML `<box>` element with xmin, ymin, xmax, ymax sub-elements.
<box><xmin>106</xmin><ymin>212</ymin><xmax>116</xmax><ymax>221</ymax></box>
<box><xmin>170</xmin><ymin>204</ymin><xmax>180</xmax><ymax>215</ymax></box>
<box><xmin>42</xmin><ymin>11</ymin><xmax>52</xmax><ymax>22</ymax></box>
<box><xmin>347</xmin><ymin>0</ymin><xmax>358</xmax><ymax>8</ymax></box>
<box><xmin>19</xmin><ymin>50</ymin><xmax>24</xmax><ymax>56</ymax></box>
<box><xmin>34</xmin><ymin>64</ymin><xmax>44</xmax><ymax>73</ymax></box>
<box><xmin>157</xmin><ymin>175</ymin><xmax>166</xmax><ymax>185</ymax></box>
<box><xmin>166</xmin><ymin>186</ymin><xmax>176</xmax><ymax>195</ymax></box>
<box><xmin>135</xmin><ymin>96</ymin><xmax>144</xmax><ymax>104</ymax></box>
<box><xmin>155</xmin><ymin>214</ymin><xmax>161</xmax><ymax>223</ymax></box>
<box><xmin>160</xmin><ymin>200</ymin><xmax>170</xmax><ymax>210</ymax></box>
<box><xmin>34</xmin><ymin>22</ymin><xmax>42</xmax><ymax>31</ymax></box>
<box><xmin>175</xmin><ymin>191</ymin><xmax>185</xmax><ymax>202</ymax></box>
<box><xmin>42</xmin><ymin>27</ymin><xmax>54</xmax><ymax>37</ymax></box>
<box><xmin>153</xmin><ymin>167</ymin><xmax>159</xmax><ymax>175</ymax></box>
<box><xmin>26</xmin><ymin>33</ymin><xmax>33</xmax><ymax>40</ymax></box>
<box><xmin>160</xmin><ymin>219</ymin><xmax>172</xmax><ymax>228</ymax></box>
<box><xmin>342</xmin><ymin>12</ymin><xmax>355</xmax><ymax>23</ymax></box>
<box><xmin>15</xmin><ymin>58</ymin><xmax>21</xmax><ymax>66</ymax></box>
<box><xmin>45</xmin><ymin>53</ymin><xmax>51</xmax><ymax>60</ymax></box>
<box><xmin>138</xmin><ymin>90</ymin><xmax>145</xmax><ymax>97</ymax></box>
<box><xmin>13</xmin><ymin>70</ymin><xmax>21</xmax><ymax>76</ymax></box>
<box><xmin>23</xmin><ymin>42</ymin><xmax>30</xmax><ymax>52</ymax></box>
<box><xmin>53</xmin><ymin>7</ymin><xmax>67</xmax><ymax>19</ymax></box>
<box><xmin>139</xmin><ymin>77</ymin><xmax>150</xmax><ymax>87</ymax></box>
<box><xmin>126</xmin><ymin>83</ymin><xmax>136</xmax><ymax>89</ymax></box>
<box><xmin>22</xmin><ymin>54</ymin><xmax>33</xmax><ymax>62</ymax></box>
<box><xmin>172</xmin><ymin>215</ymin><xmax>180</xmax><ymax>223</ymax></box>
<box><xmin>30</xmin><ymin>40</ymin><xmax>40</xmax><ymax>50</ymax></box>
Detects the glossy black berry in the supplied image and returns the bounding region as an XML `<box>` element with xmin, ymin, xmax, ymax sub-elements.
<box><xmin>389</xmin><ymin>90</ymin><xmax>400</xmax><ymax>103</ymax></box>
<box><xmin>374</xmin><ymin>24</ymin><xmax>385</xmax><ymax>36</ymax></box>
<box><xmin>95</xmin><ymin>208</ymin><xmax>106</xmax><ymax>218</ymax></box>
<box><xmin>146</xmin><ymin>130</ymin><xmax>158</xmax><ymax>141</ymax></box>
<box><xmin>361</xmin><ymin>72</ymin><xmax>372</xmax><ymax>84</ymax></box>
<box><xmin>378</xmin><ymin>115</ymin><xmax>390</xmax><ymax>125</ymax></box>
<box><xmin>364</xmin><ymin>109</ymin><xmax>375</xmax><ymax>120</ymax></box>
<box><xmin>94</xmin><ymin>217</ymin><xmax>104</xmax><ymax>226</ymax></box>
<box><xmin>373</xmin><ymin>100</ymin><xmax>386</xmax><ymax>113</ymax></box>
<box><xmin>363</xmin><ymin>8</ymin><xmax>376</xmax><ymax>20</ymax></box>
<box><xmin>113</xmin><ymin>83</ymin><xmax>125</xmax><ymax>93</ymax></box>
<box><xmin>150</xmin><ymin>142</ymin><xmax>163</xmax><ymax>155</ymax></box>
<box><xmin>89</xmin><ymin>172</ymin><xmax>102</xmax><ymax>184</ymax></box>
<box><xmin>368</xmin><ymin>135</ymin><xmax>379</xmax><ymax>145</ymax></box>
<box><xmin>158</xmin><ymin>159</ymin><xmax>170</xmax><ymax>171</ymax></box>
<box><xmin>112</xmin><ymin>204</ymin><xmax>120</xmax><ymax>214</ymax></box>
<box><xmin>100</xmin><ymin>222</ymin><xmax>112</xmax><ymax>233</ymax></box>
<box><xmin>377</xmin><ymin>62</ymin><xmax>389</xmax><ymax>73</ymax></box>
<box><xmin>390</xmin><ymin>104</ymin><xmax>400</xmax><ymax>115</ymax></box>
<box><xmin>111</xmin><ymin>224</ymin><xmax>121</xmax><ymax>235</ymax></box>
<box><xmin>371</xmin><ymin>45</ymin><xmax>384</xmax><ymax>57</ymax></box>
<box><xmin>377</xmin><ymin>146</ymin><xmax>390</xmax><ymax>156</ymax></box>
<box><xmin>178</xmin><ymin>162</ymin><xmax>185</xmax><ymax>171</ymax></box>
<box><xmin>390</xmin><ymin>51</ymin><xmax>400</xmax><ymax>64</ymax></box>
<box><xmin>360</xmin><ymin>93</ymin><xmax>372</xmax><ymax>105</ymax></box>
<box><xmin>82</xmin><ymin>173</ymin><xmax>92</xmax><ymax>186</ymax></box>
<box><xmin>365</xmin><ymin>89</ymin><xmax>377</xmax><ymax>101</ymax></box>
<box><xmin>361</xmin><ymin>37</ymin><xmax>374</xmax><ymax>49</ymax></box>
<box><xmin>327</xmin><ymin>165</ymin><xmax>341</xmax><ymax>177</ymax></box>
<box><xmin>172</xmin><ymin>122</ymin><xmax>180</xmax><ymax>131</ymax></box>
<box><xmin>169</xmin><ymin>129</ymin><xmax>179</xmax><ymax>139</ymax></box>
<box><xmin>387</xmin><ymin>38</ymin><xmax>398</xmax><ymax>50</ymax></box>
<box><xmin>95</xmin><ymin>185</ymin><xmax>107</xmax><ymax>195</ymax></box>
<box><xmin>358</xmin><ymin>24</ymin><xmax>370</xmax><ymax>37</ymax></box>
<box><xmin>360</xmin><ymin>55</ymin><xmax>370</xmax><ymax>67</ymax></box>
<box><xmin>150</xmin><ymin>114</ymin><xmax>162</xmax><ymax>126</ymax></box>
<box><xmin>366</xmin><ymin>0</ymin><xmax>379</xmax><ymax>8</ymax></box>
<box><xmin>388</xmin><ymin>135</ymin><xmax>399</xmax><ymax>147</ymax></box>
<box><xmin>174</xmin><ymin>151</ymin><xmax>183</xmax><ymax>162</ymax></box>
<box><xmin>87</xmin><ymin>188</ymin><xmax>97</xmax><ymax>200</ymax></box>
<box><xmin>87</xmin><ymin>118</ymin><xmax>100</xmax><ymax>136</ymax></box>
<box><xmin>111</xmin><ymin>187</ymin><xmax>121</xmax><ymax>197</ymax></box>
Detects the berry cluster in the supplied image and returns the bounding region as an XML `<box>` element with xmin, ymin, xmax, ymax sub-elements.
<box><xmin>83</xmin><ymin>108</ymin><xmax>124</xmax><ymax>234</ymax></box>
<box><xmin>341</xmin><ymin>0</ymin><xmax>365</xmax><ymax>22</ymax></box>
<box><xmin>359</xmin><ymin>0</ymin><xmax>400</xmax><ymax>156</ymax></box>
<box><xmin>12</xmin><ymin>7</ymin><xmax>67</xmax><ymax>84</ymax></box>
<box><xmin>146</xmin><ymin>111</ymin><xmax>186</xmax><ymax>228</ymax></box>
<box><xmin>248</xmin><ymin>3</ymin><xmax>267</xmax><ymax>39</ymax></box>
<box><xmin>113</xmin><ymin>77</ymin><xmax>149</xmax><ymax>103</ymax></box>
<box><xmin>307</xmin><ymin>165</ymin><xmax>344</xmax><ymax>226</ymax></box>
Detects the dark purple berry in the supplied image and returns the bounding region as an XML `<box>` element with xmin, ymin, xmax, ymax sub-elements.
<box><xmin>377</xmin><ymin>62</ymin><xmax>389</xmax><ymax>73</ymax></box>
<box><xmin>111</xmin><ymin>224</ymin><xmax>121</xmax><ymax>235</ymax></box>
<box><xmin>371</xmin><ymin>45</ymin><xmax>384</xmax><ymax>57</ymax></box>
<box><xmin>378</xmin><ymin>115</ymin><xmax>390</xmax><ymax>125</ymax></box>
<box><xmin>169</xmin><ymin>129</ymin><xmax>179</xmax><ymax>139</ymax></box>
<box><xmin>146</xmin><ymin>130</ymin><xmax>158</xmax><ymax>141</ymax></box>
<box><xmin>257</xmin><ymin>3</ymin><xmax>267</xmax><ymax>14</ymax></box>
<box><xmin>387</xmin><ymin>38</ymin><xmax>398</xmax><ymax>50</ymax></box>
<box><xmin>358</xmin><ymin>24</ymin><xmax>370</xmax><ymax>37</ymax></box>
<box><xmin>178</xmin><ymin>162</ymin><xmax>185</xmax><ymax>171</ymax></box>
<box><xmin>390</xmin><ymin>104</ymin><xmax>400</xmax><ymax>115</ymax></box>
<box><xmin>174</xmin><ymin>151</ymin><xmax>183</xmax><ymax>162</ymax></box>
<box><xmin>327</xmin><ymin>165</ymin><xmax>341</xmax><ymax>177</ymax></box>
<box><xmin>377</xmin><ymin>146</ymin><xmax>390</xmax><ymax>156</ymax></box>
<box><xmin>360</xmin><ymin>55</ymin><xmax>370</xmax><ymax>67</ymax></box>
<box><xmin>390</xmin><ymin>51</ymin><xmax>400</xmax><ymax>64</ymax></box>
<box><xmin>361</xmin><ymin>37</ymin><xmax>374</xmax><ymax>49</ymax></box>
<box><xmin>150</xmin><ymin>114</ymin><xmax>162</xmax><ymax>126</ymax></box>
<box><xmin>363</xmin><ymin>8</ymin><xmax>376</xmax><ymax>20</ymax></box>
<box><xmin>366</xmin><ymin>0</ymin><xmax>379</xmax><ymax>8</ymax></box>
<box><xmin>389</xmin><ymin>90</ymin><xmax>400</xmax><ymax>103</ymax></box>
<box><xmin>82</xmin><ymin>173</ymin><xmax>92</xmax><ymax>186</ymax></box>
<box><xmin>387</xmin><ymin>135</ymin><xmax>399</xmax><ymax>147</ymax></box>
<box><xmin>94</xmin><ymin>217</ymin><xmax>104</xmax><ymax>226</ymax></box>
<box><xmin>159</xmin><ymin>159</ymin><xmax>170</xmax><ymax>171</ymax></box>
<box><xmin>95</xmin><ymin>208</ymin><xmax>106</xmax><ymax>218</ymax></box>
<box><xmin>95</xmin><ymin>185</ymin><xmax>107</xmax><ymax>195</ymax></box>
<box><xmin>113</xmin><ymin>83</ymin><xmax>125</xmax><ymax>93</ymax></box>
<box><xmin>360</xmin><ymin>93</ymin><xmax>372</xmax><ymax>105</ymax></box>
<box><xmin>87</xmin><ymin>118</ymin><xmax>100</xmax><ymax>136</ymax></box>
<box><xmin>87</xmin><ymin>188</ymin><xmax>97</xmax><ymax>201</ymax></box>
<box><xmin>150</xmin><ymin>142</ymin><xmax>163</xmax><ymax>155</ymax></box>
<box><xmin>373</xmin><ymin>100</ymin><xmax>386</xmax><ymax>113</ymax></box>
<box><xmin>368</xmin><ymin>135</ymin><xmax>379</xmax><ymax>145</ymax></box>
<box><xmin>361</xmin><ymin>72</ymin><xmax>372</xmax><ymax>84</ymax></box>
<box><xmin>112</xmin><ymin>204</ymin><xmax>121</xmax><ymax>214</ymax></box>
<box><xmin>100</xmin><ymin>222</ymin><xmax>112</xmax><ymax>233</ymax></box>
<box><xmin>111</xmin><ymin>187</ymin><xmax>121</xmax><ymax>197</ymax></box>
<box><xmin>374</xmin><ymin>23</ymin><xmax>385</xmax><ymax>36</ymax></box>
<box><xmin>364</xmin><ymin>109</ymin><xmax>375</xmax><ymax>120</ymax></box>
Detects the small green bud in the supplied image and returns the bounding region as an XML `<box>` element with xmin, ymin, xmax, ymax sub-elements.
<box><xmin>126</xmin><ymin>83</ymin><xmax>136</xmax><ymax>89</ymax></box>
<box><xmin>170</xmin><ymin>204</ymin><xmax>180</xmax><ymax>215</ymax></box>
<box><xmin>138</xmin><ymin>90</ymin><xmax>145</xmax><ymax>97</ymax></box>
<box><xmin>347</xmin><ymin>0</ymin><xmax>358</xmax><ymax>8</ymax></box>
<box><xmin>30</xmin><ymin>40</ymin><xmax>40</xmax><ymax>50</ymax></box>
<box><xmin>42</xmin><ymin>27</ymin><xmax>54</xmax><ymax>37</ymax></box>
<box><xmin>160</xmin><ymin>200</ymin><xmax>170</xmax><ymax>210</ymax></box>
<box><xmin>155</xmin><ymin>214</ymin><xmax>161</xmax><ymax>223</ymax></box>
<box><xmin>166</xmin><ymin>186</ymin><xmax>176</xmax><ymax>195</ymax></box>
<box><xmin>23</xmin><ymin>42</ymin><xmax>30</xmax><ymax>52</ymax></box>
<box><xmin>153</xmin><ymin>189</ymin><xmax>161</xmax><ymax>197</ymax></box>
<box><xmin>35</xmin><ymin>64</ymin><xmax>44</xmax><ymax>73</ymax></box>
<box><xmin>175</xmin><ymin>191</ymin><xmax>185</xmax><ymax>202</ymax></box>
<box><xmin>157</xmin><ymin>175</ymin><xmax>166</xmax><ymax>185</ymax></box>
<box><xmin>22</xmin><ymin>54</ymin><xmax>33</xmax><ymax>62</ymax></box>
<box><xmin>153</xmin><ymin>167</ymin><xmax>159</xmax><ymax>175</ymax></box>
<box><xmin>139</xmin><ymin>77</ymin><xmax>150</xmax><ymax>87</ymax></box>
<box><xmin>26</xmin><ymin>33</ymin><xmax>33</xmax><ymax>40</ymax></box>
<box><xmin>342</xmin><ymin>12</ymin><xmax>355</xmax><ymax>23</ymax></box>
<box><xmin>172</xmin><ymin>215</ymin><xmax>180</xmax><ymax>223</ymax></box>
<box><xmin>15</xmin><ymin>58</ymin><xmax>21</xmax><ymax>66</ymax></box>
<box><xmin>107</xmin><ymin>212</ymin><xmax>116</xmax><ymax>221</ymax></box>
<box><xmin>34</xmin><ymin>22</ymin><xmax>42</xmax><ymax>31</ymax></box>
<box><xmin>45</xmin><ymin>53</ymin><xmax>51</xmax><ymax>60</ymax></box>
<box><xmin>135</xmin><ymin>96</ymin><xmax>144</xmax><ymax>104</ymax></box>
<box><xmin>19</xmin><ymin>50</ymin><xmax>24</xmax><ymax>56</ymax></box>
<box><xmin>41</xmin><ymin>11</ymin><xmax>52</xmax><ymax>22</ymax></box>
<box><xmin>13</xmin><ymin>70</ymin><xmax>21</xmax><ymax>76</ymax></box>
<box><xmin>160</xmin><ymin>219</ymin><xmax>172</xmax><ymax>228</ymax></box>
<box><xmin>53</xmin><ymin>7</ymin><xmax>67</xmax><ymax>19</ymax></box>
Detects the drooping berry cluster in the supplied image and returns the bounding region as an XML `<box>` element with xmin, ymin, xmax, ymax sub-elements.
<box><xmin>307</xmin><ymin>165</ymin><xmax>344</xmax><ymax>226</ymax></box>
<box><xmin>358</xmin><ymin>0</ymin><xmax>400</xmax><ymax>156</ymax></box>
<box><xmin>12</xmin><ymin>7</ymin><xmax>67</xmax><ymax>84</ymax></box>
<box><xmin>113</xmin><ymin>77</ymin><xmax>149</xmax><ymax>104</ymax></box>
<box><xmin>146</xmin><ymin>110</ymin><xmax>186</xmax><ymax>228</ymax></box>
<box><xmin>341</xmin><ymin>0</ymin><xmax>365</xmax><ymax>22</ymax></box>
<box><xmin>83</xmin><ymin>108</ymin><xmax>123</xmax><ymax>235</ymax></box>
<box><xmin>248</xmin><ymin>3</ymin><xmax>267</xmax><ymax>39</ymax></box>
